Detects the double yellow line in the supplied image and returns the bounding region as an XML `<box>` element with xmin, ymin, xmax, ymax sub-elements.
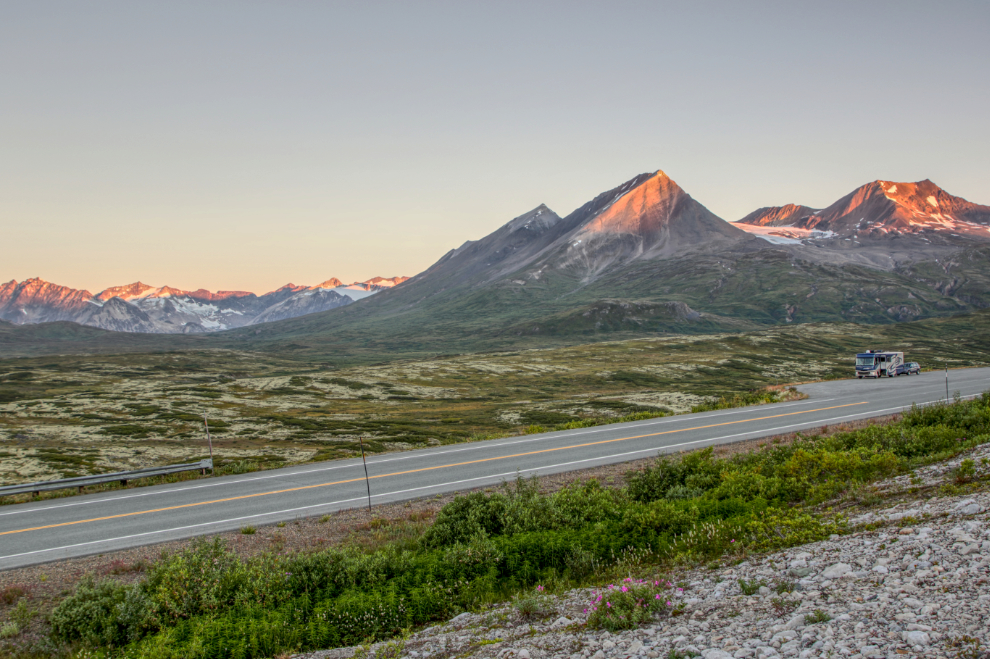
<box><xmin>1</xmin><ymin>401</ymin><xmax>867</xmax><ymax>537</ymax></box>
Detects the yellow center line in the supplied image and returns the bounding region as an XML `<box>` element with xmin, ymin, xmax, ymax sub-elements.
<box><xmin>1</xmin><ymin>401</ymin><xmax>868</xmax><ymax>537</ymax></box>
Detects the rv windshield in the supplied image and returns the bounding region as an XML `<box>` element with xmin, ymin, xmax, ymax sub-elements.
<box><xmin>856</xmin><ymin>356</ymin><xmax>877</xmax><ymax>366</ymax></box>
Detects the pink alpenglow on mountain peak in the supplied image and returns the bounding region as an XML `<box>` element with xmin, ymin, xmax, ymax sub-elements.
<box><xmin>578</xmin><ymin>170</ymin><xmax>683</xmax><ymax>238</ymax></box>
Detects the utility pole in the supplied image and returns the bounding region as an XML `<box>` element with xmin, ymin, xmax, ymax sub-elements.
<box><xmin>359</xmin><ymin>436</ymin><xmax>372</xmax><ymax>512</ymax></box>
<box><xmin>945</xmin><ymin>365</ymin><xmax>949</xmax><ymax>402</ymax></box>
<box><xmin>204</xmin><ymin>413</ymin><xmax>214</xmax><ymax>474</ymax></box>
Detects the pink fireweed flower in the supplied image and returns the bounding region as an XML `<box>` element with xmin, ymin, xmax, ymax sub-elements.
<box><xmin>621</xmin><ymin>586</ymin><xmax>628</xmax><ymax>592</ymax></box>
<box><xmin>730</xmin><ymin>539</ymin><xmax>735</xmax><ymax>543</ymax></box>
<box><xmin>666</xmin><ymin>601</ymin><xmax>673</xmax><ymax>607</ymax></box>
<box><xmin>606</xmin><ymin>602</ymin><xmax>611</xmax><ymax>608</ymax></box>
<box><xmin>536</xmin><ymin>585</ymin><xmax>544</xmax><ymax>592</ymax></box>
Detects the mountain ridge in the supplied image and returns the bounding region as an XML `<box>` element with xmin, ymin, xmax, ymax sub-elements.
<box><xmin>0</xmin><ymin>276</ymin><xmax>410</xmax><ymax>333</ymax></box>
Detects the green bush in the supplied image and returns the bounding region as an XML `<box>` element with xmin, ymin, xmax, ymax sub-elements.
<box><xmin>50</xmin><ymin>577</ymin><xmax>156</xmax><ymax>647</ymax></box>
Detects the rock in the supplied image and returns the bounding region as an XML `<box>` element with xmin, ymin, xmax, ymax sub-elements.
<box><xmin>903</xmin><ymin>630</ymin><xmax>930</xmax><ymax>646</ymax></box>
<box><xmin>821</xmin><ymin>563</ymin><xmax>851</xmax><ymax>579</ymax></box>
<box><xmin>954</xmin><ymin>500</ymin><xmax>984</xmax><ymax>515</ymax></box>
<box><xmin>449</xmin><ymin>612</ymin><xmax>472</xmax><ymax>625</ymax></box>
<box><xmin>901</xmin><ymin>597</ymin><xmax>924</xmax><ymax>610</ymax></box>
<box><xmin>702</xmin><ymin>651</ymin><xmax>733</xmax><ymax>659</ymax></box>
<box><xmin>784</xmin><ymin>615</ymin><xmax>805</xmax><ymax>631</ymax></box>
<box><xmin>872</xmin><ymin>565</ymin><xmax>888</xmax><ymax>574</ymax></box>
<box><xmin>602</xmin><ymin>640</ymin><xmax>616</xmax><ymax>651</ymax></box>
<box><xmin>549</xmin><ymin>616</ymin><xmax>572</xmax><ymax>629</ymax></box>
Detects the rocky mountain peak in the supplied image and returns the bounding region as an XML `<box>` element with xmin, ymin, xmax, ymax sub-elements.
<box><xmin>96</xmin><ymin>282</ymin><xmax>155</xmax><ymax>301</ymax></box>
<box><xmin>311</xmin><ymin>278</ymin><xmax>345</xmax><ymax>290</ymax></box>
<box><xmin>576</xmin><ymin>170</ymin><xmax>689</xmax><ymax>239</ymax></box>
<box><xmin>503</xmin><ymin>204</ymin><xmax>562</xmax><ymax>235</ymax></box>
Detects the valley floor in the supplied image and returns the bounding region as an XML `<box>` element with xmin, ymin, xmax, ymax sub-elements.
<box><xmin>2</xmin><ymin>317</ymin><xmax>988</xmax><ymax>491</ymax></box>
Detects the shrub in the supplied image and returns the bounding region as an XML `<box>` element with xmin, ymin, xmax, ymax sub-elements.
<box><xmin>585</xmin><ymin>579</ymin><xmax>673</xmax><ymax>631</ymax></box>
<box><xmin>50</xmin><ymin>577</ymin><xmax>156</xmax><ymax>647</ymax></box>
<box><xmin>0</xmin><ymin>584</ymin><xmax>27</xmax><ymax>605</ymax></box>
<box><xmin>804</xmin><ymin>609</ymin><xmax>831</xmax><ymax>624</ymax></box>
<box><xmin>737</xmin><ymin>578</ymin><xmax>765</xmax><ymax>596</ymax></box>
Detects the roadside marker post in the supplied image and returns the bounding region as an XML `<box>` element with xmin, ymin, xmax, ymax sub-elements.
<box><xmin>204</xmin><ymin>413</ymin><xmax>214</xmax><ymax>475</ymax></box>
<box><xmin>945</xmin><ymin>365</ymin><xmax>949</xmax><ymax>402</ymax></box>
<box><xmin>359</xmin><ymin>436</ymin><xmax>372</xmax><ymax>512</ymax></box>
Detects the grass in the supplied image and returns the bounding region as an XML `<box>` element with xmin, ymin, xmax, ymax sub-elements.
<box><xmin>3</xmin><ymin>314</ymin><xmax>989</xmax><ymax>491</ymax></box>
<box><xmin>26</xmin><ymin>392</ymin><xmax>989</xmax><ymax>659</ymax></box>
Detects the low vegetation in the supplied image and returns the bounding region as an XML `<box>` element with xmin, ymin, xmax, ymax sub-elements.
<box><xmin>2</xmin><ymin>314</ymin><xmax>988</xmax><ymax>491</ymax></box>
<box><xmin>3</xmin><ymin>392</ymin><xmax>984</xmax><ymax>659</ymax></box>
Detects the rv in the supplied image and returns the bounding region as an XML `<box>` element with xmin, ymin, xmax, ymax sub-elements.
<box><xmin>855</xmin><ymin>350</ymin><xmax>904</xmax><ymax>379</ymax></box>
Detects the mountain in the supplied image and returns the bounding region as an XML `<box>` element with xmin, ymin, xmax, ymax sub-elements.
<box><xmin>5</xmin><ymin>170</ymin><xmax>990</xmax><ymax>362</ymax></box>
<box><xmin>736</xmin><ymin>179</ymin><xmax>990</xmax><ymax>241</ymax></box>
<box><xmin>0</xmin><ymin>278</ymin><xmax>100</xmax><ymax>323</ymax></box>
<box><xmin>737</xmin><ymin>204</ymin><xmax>819</xmax><ymax>228</ymax></box>
<box><xmin>0</xmin><ymin>276</ymin><xmax>409</xmax><ymax>333</ymax></box>
<box><xmin>226</xmin><ymin>171</ymin><xmax>990</xmax><ymax>362</ymax></box>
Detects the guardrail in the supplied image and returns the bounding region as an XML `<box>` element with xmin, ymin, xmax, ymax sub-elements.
<box><xmin>0</xmin><ymin>458</ymin><xmax>213</xmax><ymax>498</ymax></box>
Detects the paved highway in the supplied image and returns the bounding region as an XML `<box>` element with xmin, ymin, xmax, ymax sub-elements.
<box><xmin>2</xmin><ymin>368</ymin><xmax>988</xmax><ymax>570</ymax></box>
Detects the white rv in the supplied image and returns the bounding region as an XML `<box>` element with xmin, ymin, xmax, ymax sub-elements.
<box><xmin>855</xmin><ymin>350</ymin><xmax>904</xmax><ymax>378</ymax></box>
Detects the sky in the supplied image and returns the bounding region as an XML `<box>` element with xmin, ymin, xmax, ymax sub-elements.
<box><xmin>2</xmin><ymin>1</ymin><xmax>988</xmax><ymax>294</ymax></box>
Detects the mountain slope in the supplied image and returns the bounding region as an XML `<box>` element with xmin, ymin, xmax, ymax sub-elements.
<box><xmin>737</xmin><ymin>179</ymin><xmax>990</xmax><ymax>240</ymax></box>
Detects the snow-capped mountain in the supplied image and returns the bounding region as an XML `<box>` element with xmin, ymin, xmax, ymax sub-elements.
<box><xmin>735</xmin><ymin>179</ymin><xmax>990</xmax><ymax>243</ymax></box>
<box><xmin>0</xmin><ymin>276</ymin><xmax>409</xmax><ymax>334</ymax></box>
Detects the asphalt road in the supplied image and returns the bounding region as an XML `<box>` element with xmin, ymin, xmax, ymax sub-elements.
<box><xmin>2</xmin><ymin>368</ymin><xmax>988</xmax><ymax>570</ymax></box>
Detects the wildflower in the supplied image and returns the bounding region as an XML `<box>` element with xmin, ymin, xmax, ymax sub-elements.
<box><xmin>666</xmin><ymin>601</ymin><xmax>673</xmax><ymax>607</ymax></box>
<box><xmin>730</xmin><ymin>539</ymin><xmax>736</xmax><ymax>543</ymax></box>
<box><xmin>536</xmin><ymin>585</ymin><xmax>544</xmax><ymax>592</ymax></box>
<box><xmin>606</xmin><ymin>602</ymin><xmax>611</xmax><ymax>608</ymax></box>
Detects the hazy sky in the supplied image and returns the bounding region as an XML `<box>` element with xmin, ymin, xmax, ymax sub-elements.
<box><xmin>3</xmin><ymin>2</ymin><xmax>988</xmax><ymax>294</ymax></box>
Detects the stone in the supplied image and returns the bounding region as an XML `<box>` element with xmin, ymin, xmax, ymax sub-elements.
<box><xmin>872</xmin><ymin>565</ymin><xmax>888</xmax><ymax>574</ymax></box>
<box><xmin>901</xmin><ymin>597</ymin><xmax>924</xmax><ymax>610</ymax></box>
<box><xmin>902</xmin><ymin>631</ymin><xmax>930</xmax><ymax>646</ymax></box>
<box><xmin>549</xmin><ymin>617</ymin><xmax>572</xmax><ymax>629</ymax></box>
<box><xmin>821</xmin><ymin>563</ymin><xmax>852</xmax><ymax>579</ymax></box>
<box><xmin>518</xmin><ymin>650</ymin><xmax>531</xmax><ymax>659</ymax></box>
<box><xmin>702</xmin><ymin>651</ymin><xmax>733</xmax><ymax>659</ymax></box>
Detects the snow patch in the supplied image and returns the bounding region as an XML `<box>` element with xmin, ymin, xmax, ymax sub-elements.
<box><xmin>927</xmin><ymin>195</ymin><xmax>939</xmax><ymax>208</ymax></box>
<box><xmin>737</xmin><ymin>224</ymin><xmax>837</xmax><ymax>244</ymax></box>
